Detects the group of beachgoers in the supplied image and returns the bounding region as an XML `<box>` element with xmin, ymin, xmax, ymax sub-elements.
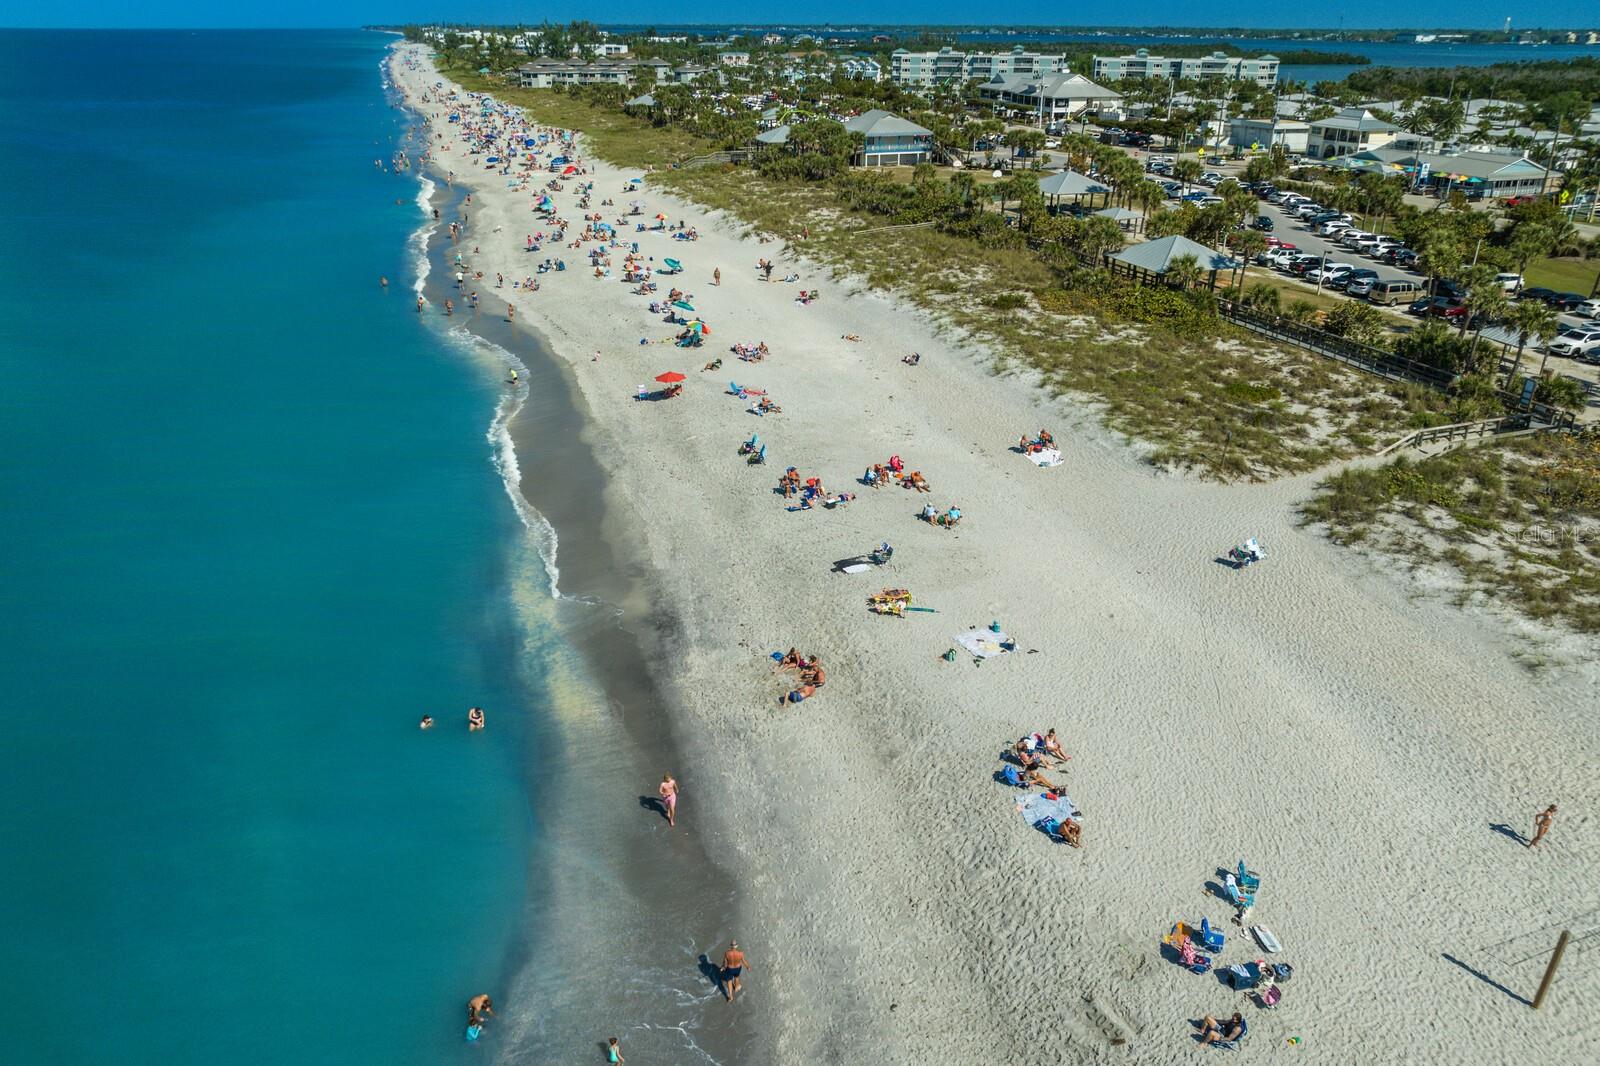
<box><xmin>417</xmin><ymin>706</ymin><xmax>486</xmax><ymax>731</ymax></box>
<box><xmin>997</xmin><ymin>731</ymin><xmax>1082</xmax><ymax>847</ymax></box>
<box><xmin>773</xmin><ymin>647</ymin><xmax>827</xmax><ymax>704</ymax></box>
<box><xmin>777</xmin><ymin>467</ymin><xmax>854</xmax><ymax>511</ymax></box>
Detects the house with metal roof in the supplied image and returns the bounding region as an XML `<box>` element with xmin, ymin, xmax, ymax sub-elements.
<box><xmin>1307</xmin><ymin>107</ymin><xmax>1400</xmax><ymax>160</ymax></box>
<box><xmin>842</xmin><ymin>110</ymin><xmax>932</xmax><ymax>167</ymax></box>
<box><xmin>976</xmin><ymin>73</ymin><xmax>1122</xmax><ymax>123</ymax></box>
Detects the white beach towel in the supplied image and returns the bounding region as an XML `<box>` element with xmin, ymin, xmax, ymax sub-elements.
<box><xmin>1026</xmin><ymin>449</ymin><xmax>1062</xmax><ymax>468</ymax></box>
<box><xmin>955</xmin><ymin>629</ymin><xmax>1013</xmax><ymax>659</ymax></box>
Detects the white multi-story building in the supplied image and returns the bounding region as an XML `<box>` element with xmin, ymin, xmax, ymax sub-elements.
<box><xmin>1093</xmin><ymin>49</ymin><xmax>1278</xmax><ymax>87</ymax></box>
<box><xmin>889</xmin><ymin>46</ymin><xmax>1071</xmax><ymax>87</ymax></box>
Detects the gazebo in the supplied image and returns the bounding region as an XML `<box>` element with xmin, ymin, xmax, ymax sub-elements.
<box><xmin>1108</xmin><ymin>235</ymin><xmax>1239</xmax><ymax>289</ymax></box>
<box><xmin>1037</xmin><ymin>169</ymin><xmax>1110</xmax><ymax>210</ymax></box>
<box><xmin>1093</xmin><ymin>205</ymin><xmax>1144</xmax><ymax>234</ymax></box>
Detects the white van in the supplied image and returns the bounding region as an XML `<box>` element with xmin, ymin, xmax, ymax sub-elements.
<box><xmin>1495</xmin><ymin>272</ymin><xmax>1524</xmax><ymax>293</ymax></box>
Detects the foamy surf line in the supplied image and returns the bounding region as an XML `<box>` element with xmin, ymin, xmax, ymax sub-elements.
<box><xmin>442</xmin><ymin>327</ymin><xmax>562</xmax><ymax>598</ymax></box>
<box><xmin>411</xmin><ymin>176</ymin><xmax>436</xmax><ymax>296</ymax></box>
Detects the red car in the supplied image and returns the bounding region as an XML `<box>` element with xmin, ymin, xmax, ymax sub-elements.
<box><xmin>1428</xmin><ymin>297</ymin><xmax>1468</xmax><ymax>320</ymax></box>
<box><xmin>1504</xmin><ymin>195</ymin><xmax>1542</xmax><ymax>208</ymax></box>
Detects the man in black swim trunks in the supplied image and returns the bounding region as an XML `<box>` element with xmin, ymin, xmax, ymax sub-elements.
<box><xmin>720</xmin><ymin>941</ymin><xmax>748</xmax><ymax>1003</ymax></box>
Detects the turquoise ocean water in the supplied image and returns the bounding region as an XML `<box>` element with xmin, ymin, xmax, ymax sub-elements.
<box><xmin>0</xmin><ymin>30</ymin><xmax>544</xmax><ymax>1064</ymax></box>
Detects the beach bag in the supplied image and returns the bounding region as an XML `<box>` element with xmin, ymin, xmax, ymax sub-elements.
<box><xmin>1001</xmin><ymin>765</ymin><xmax>1022</xmax><ymax>788</ymax></box>
<box><xmin>1040</xmin><ymin>817</ymin><xmax>1062</xmax><ymax>836</ymax></box>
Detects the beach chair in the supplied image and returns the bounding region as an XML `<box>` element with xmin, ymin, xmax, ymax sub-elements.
<box><xmin>1225</xmin><ymin>960</ymin><xmax>1264</xmax><ymax>991</ymax></box>
<box><xmin>747</xmin><ymin>445</ymin><xmax>766</xmax><ymax>466</ymax></box>
<box><xmin>1213</xmin><ymin>1016</ymin><xmax>1249</xmax><ymax>1051</ymax></box>
<box><xmin>1223</xmin><ymin>874</ymin><xmax>1253</xmax><ymax>910</ymax></box>
<box><xmin>1237</xmin><ymin>861</ymin><xmax>1261</xmax><ymax>894</ymax></box>
<box><xmin>1199</xmin><ymin>917</ymin><xmax>1225</xmax><ymax>953</ymax></box>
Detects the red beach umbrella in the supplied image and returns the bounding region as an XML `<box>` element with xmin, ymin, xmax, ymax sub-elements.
<box><xmin>654</xmin><ymin>371</ymin><xmax>686</xmax><ymax>383</ymax></box>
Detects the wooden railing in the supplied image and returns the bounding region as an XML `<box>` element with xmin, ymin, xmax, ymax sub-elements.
<box><xmin>673</xmin><ymin>149</ymin><xmax>749</xmax><ymax>168</ymax></box>
<box><xmin>1216</xmin><ymin>299</ymin><xmax>1458</xmax><ymax>389</ymax></box>
<box><xmin>1375</xmin><ymin>415</ymin><xmax>1536</xmax><ymax>456</ymax></box>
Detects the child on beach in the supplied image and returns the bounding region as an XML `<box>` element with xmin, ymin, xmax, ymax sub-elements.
<box><xmin>606</xmin><ymin>1037</ymin><xmax>624</xmax><ymax>1062</ymax></box>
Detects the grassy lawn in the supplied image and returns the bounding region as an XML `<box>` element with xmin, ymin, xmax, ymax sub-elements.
<box><xmin>439</xmin><ymin>67</ymin><xmax>1462</xmax><ymax>480</ymax></box>
<box><xmin>1523</xmin><ymin>257</ymin><xmax>1600</xmax><ymax>295</ymax></box>
<box><xmin>1302</xmin><ymin>432</ymin><xmax>1600</xmax><ymax>635</ymax></box>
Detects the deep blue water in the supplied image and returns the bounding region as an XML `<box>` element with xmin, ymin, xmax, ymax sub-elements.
<box><xmin>0</xmin><ymin>29</ymin><xmax>538</xmax><ymax>1064</ymax></box>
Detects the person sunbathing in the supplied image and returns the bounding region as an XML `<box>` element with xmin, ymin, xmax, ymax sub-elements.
<box><xmin>1199</xmin><ymin>1013</ymin><xmax>1245</xmax><ymax>1045</ymax></box>
<box><xmin>1054</xmin><ymin>818</ymin><xmax>1082</xmax><ymax>848</ymax></box>
<box><xmin>757</xmin><ymin>397</ymin><xmax>781</xmax><ymax>414</ymax></box>
<box><xmin>841</xmin><ymin>334</ymin><xmax>860</xmax><ymax>342</ymax></box>
<box><xmin>703</xmin><ymin>358</ymin><xmax>722</xmax><ymax>372</ymax></box>
<box><xmin>1022</xmin><ymin>768</ymin><xmax>1060</xmax><ymax>790</ymax></box>
<box><xmin>905</xmin><ymin>472</ymin><xmax>929</xmax><ymax>492</ymax></box>
<box><xmin>902</xmin><ymin>353</ymin><xmax>920</xmax><ymax>365</ymax></box>
<box><xmin>774</xmin><ymin>648</ymin><xmax>800</xmax><ymax>673</ymax></box>
<box><xmin>784</xmin><ymin>684</ymin><xmax>816</xmax><ymax>704</ymax></box>
<box><xmin>870</xmin><ymin>463</ymin><xmax>889</xmax><ymax>487</ymax></box>
<box><xmin>1043</xmin><ymin>729</ymin><xmax>1071</xmax><ymax>764</ymax></box>
<box><xmin>1038</xmin><ymin>429</ymin><xmax>1054</xmax><ymax>447</ymax></box>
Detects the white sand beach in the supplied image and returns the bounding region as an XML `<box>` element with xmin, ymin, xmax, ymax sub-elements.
<box><xmin>393</xmin><ymin>45</ymin><xmax>1598</xmax><ymax>1064</ymax></box>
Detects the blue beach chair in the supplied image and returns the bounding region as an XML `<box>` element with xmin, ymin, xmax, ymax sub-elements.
<box><xmin>1237</xmin><ymin>860</ymin><xmax>1261</xmax><ymax>894</ymax></box>
<box><xmin>1213</xmin><ymin>1015</ymin><xmax>1248</xmax><ymax>1051</ymax></box>
<box><xmin>1199</xmin><ymin>916</ymin><xmax>1225</xmax><ymax>953</ymax></box>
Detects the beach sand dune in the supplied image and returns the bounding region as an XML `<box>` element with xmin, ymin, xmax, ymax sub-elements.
<box><xmin>394</xmin><ymin>46</ymin><xmax>1599</xmax><ymax>1064</ymax></box>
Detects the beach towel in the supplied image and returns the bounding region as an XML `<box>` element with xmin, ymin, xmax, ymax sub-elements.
<box><xmin>954</xmin><ymin>628</ymin><xmax>1014</xmax><ymax>659</ymax></box>
<box><xmin>1016</xmin><ymin>791</ymin><xmax>1077</xmax><ymax>826</ymax></box>
<box><xmin>1026</xmin><ymin>448</ymin><xmax>1062</xmax><ymax>468</ymax></box>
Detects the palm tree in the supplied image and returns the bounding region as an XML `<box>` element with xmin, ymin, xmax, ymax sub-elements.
<box><xmin>1508</xmin><ymin>299</ymin><xmax>1561</xmax><ymax>376</ymax></box>
<box><xmin>1165</xmin><ymin>253</ymin><xmax>1203</xmax><ymax>292</ymax></box>
<box><xmin>1172</xmin><ymin>157</ymin><xmax>1202</xmax><ymax>196</ymax></box>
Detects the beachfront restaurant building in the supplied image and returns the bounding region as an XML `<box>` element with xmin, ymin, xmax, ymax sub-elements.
<box><xmin>1306</xmin><ymin>107</ymin><xmax>1400</xmax><ymax>160</ymax></box>
<box><xmin>977</xmin><ymin>73</ymin><xmax>1123</xmax><ymax>123</ymax></box>
<box><xmin>843</xmin><ymin>110</ymin><xmax>933</xmax><ymax>167</ymax></box>
<box><xmin>1330</xmin><ymin>147</ymin><xmax>1551</xmax><ymax>200</ymax></box>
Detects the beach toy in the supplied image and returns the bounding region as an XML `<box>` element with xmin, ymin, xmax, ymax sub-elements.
<box><xmin>989</xmin><ymin>620</ymin><xmax>1001</xmax><ymax>633</ymax></box>
<box><xmin>466</xmin><ymin>1024</ymin><xmax>482</xmax><ymax>1042</ymax></box>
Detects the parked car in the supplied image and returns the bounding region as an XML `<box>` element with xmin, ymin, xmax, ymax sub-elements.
<box><xmin>1316</xmin><ymin>220</ymin><xmax>1352</xmax><ymax>237</ymax></box>
<box><xmin>1547</xmin><ymin>292</ymin><xmax>1586</xmax><ymax>312</ymax></box>
<box><xmin>1519</xmin><ymin>287</ymin><xmax>1557</xmax><ymax>303</ymax></box>
<box><xmin>1577</xmin><ymin>298</ymin><xmax>1600</xmax><ymax>318</ymax></box>
<box><xmin>1428</xmin><ymin>297</ymin><xmax>1469</xmax><ymax>321</ymax></box>
<box><xmin>1337</xmin><ymin>268</ymin><xmax>1380</xmax><ymax>293</ymax></box>
<box><xmin>1544</xmin><ymin>328</ymin><xmax>1600</xmax><ymax>361</ymax></box>
<box><xmin>1503</xmin><ymin>195</ymin><xmax>1542</xmax><ymax>208</ymax></box>
<box><xmin>1338</xmin><ymin>230</ymin><xmax>1375</xmax><ymax>247</ymax></box>
<box><xmin>1283</xmin><ymin>254</ymin><xmax>1321</xmax><ymax>275</ymax></box>
<box><xmin>1306</xmin><ymin>263</ymin><xmax>1353</xmax><ymax>285</ymax></box>
<box><xmin>1200</xmin><ymin>171</ymin><xmax>1223</xmax><ymax>186</ymax></box>
<box><xmin>1389</xmin><ymin>248</ymin><xmax>1419</xmax><ymax>268</ymax></box>
<box><xmin>1406</xmin><ymin>294</ymin><xmax>1435</xmax><ymax>315</ymax></box>
<box><xmin>1181</xmin><ymin>190</ymin><xmax>1209</xmax><ymax>203</ymax></box>
<box><xmin>1371</xmin><ymin>279</ymin><xmax>1421</xmax><ymax>305</ymax></box>
<box><xmin>1494</xmin><ymin>272</ymin><xmax>1524</xmax><ymax>293</ymax></box>
<box><xmin>1345</xmin><ymin>277</ymin><xmax>1377</xmax><ymax>298</ymax></box>
<box><xmin>1293</xmin><ymin>203</ymin><xmax>1322</xmax><ymax>220</ymax></box>
<box><xmin>1252</xmin><ymin>215</ymin><xmax>1274</xmax><ymax>231</ymax></box>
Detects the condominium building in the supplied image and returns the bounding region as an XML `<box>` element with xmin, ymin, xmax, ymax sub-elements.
<box><xmin>889</xmin><ymin>46</ymin><xmax>1070</xmax><ymax>87</ymax></box>
<box><xmin>1092</xmin><ymin>49</ymin><xmax>1278</xmax><ymax>87</ymax></box>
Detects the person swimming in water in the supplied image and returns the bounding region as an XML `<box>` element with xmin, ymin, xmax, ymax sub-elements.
<box><xmin>419</xmin><ymin>715</ymin><xmax>434</xmax><ymax>730</ymax></box>
<box><xmin>467</xmin><ymin>706</ymin><xmax>485</xmax><ymax>731</ymax></box>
